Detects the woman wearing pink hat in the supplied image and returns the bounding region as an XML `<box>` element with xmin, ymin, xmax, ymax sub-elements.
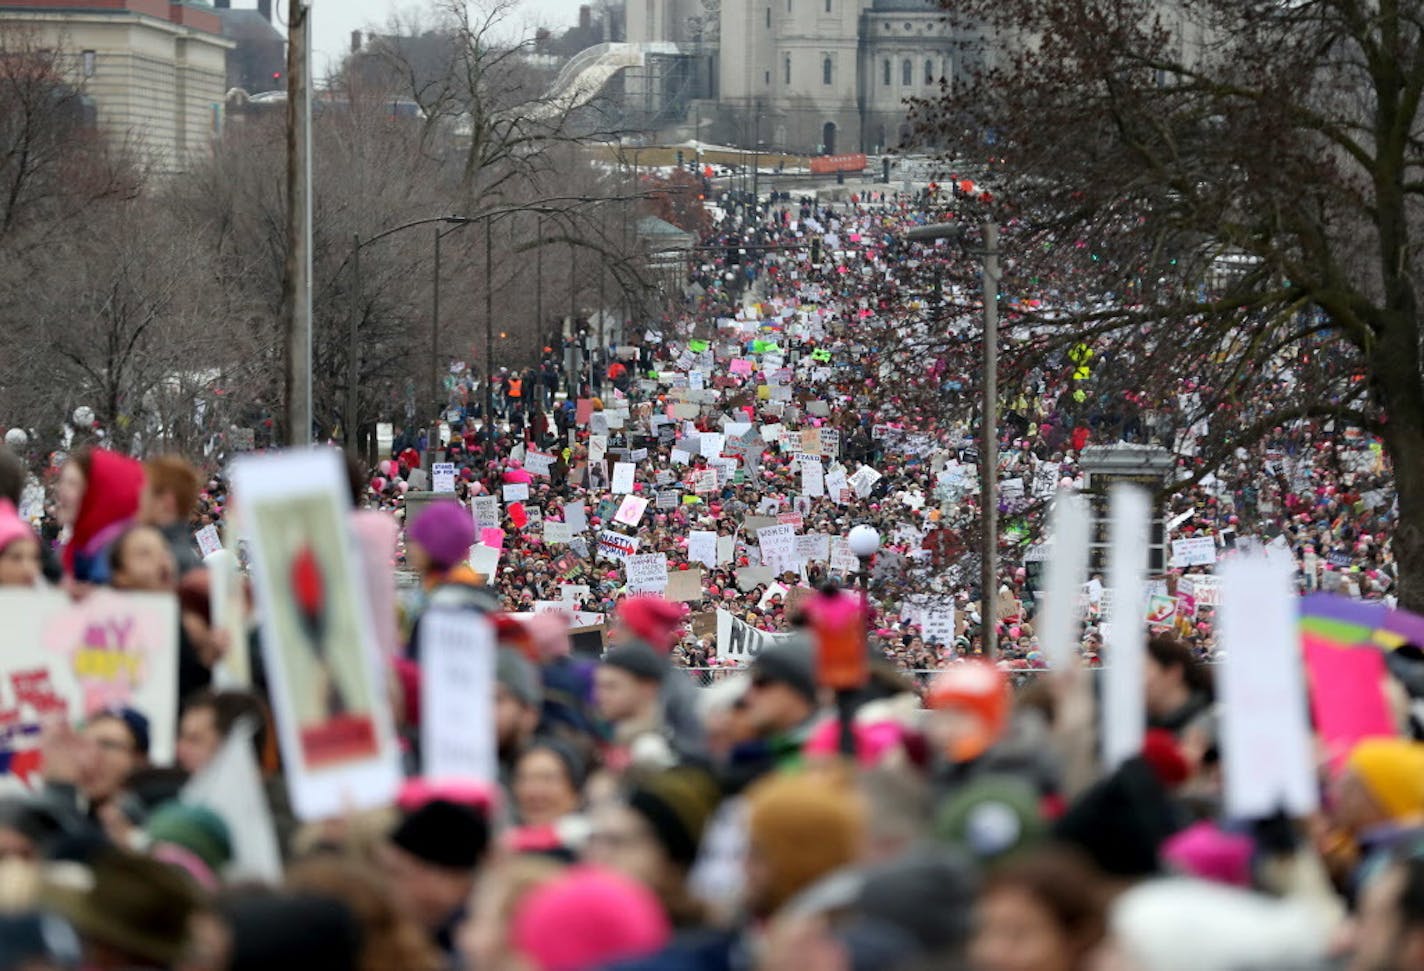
<box><xmin>0</xmin><ymin>499</ymin><xmax>41</xmax><ymax>587</ymax></box>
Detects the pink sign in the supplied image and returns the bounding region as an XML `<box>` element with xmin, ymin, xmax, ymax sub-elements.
<box><xmin>1302</xmin><ymin>634</ymin><xmax>1397</xmax><ymax>769</ymax></box>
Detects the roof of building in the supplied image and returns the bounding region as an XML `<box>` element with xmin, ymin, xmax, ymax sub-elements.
<box><xmin>636</xmin><ymin>216</ymin><xmax>696</xmax><ymax>240</ymax></box>
<box><xmin>869</xmin><ymin>0</ymin><xmax>941</xmax><ymax>11</ymax></box>
<box><xmin>217</xmin><ymin>7</ymin><xmax>282</xmax><ymax>41</ymax></box>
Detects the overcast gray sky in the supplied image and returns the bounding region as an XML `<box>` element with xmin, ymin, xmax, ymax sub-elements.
<box><xmin>256</xmin><ymin>0</ymin><xmax>588</xmax><ymax>76</ymax></box>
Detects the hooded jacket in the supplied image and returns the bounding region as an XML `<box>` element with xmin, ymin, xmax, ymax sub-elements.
<box><xmin>64</xmin><ymin>449</ymin><xmax>143</xmax><ymax>582</ymax></box>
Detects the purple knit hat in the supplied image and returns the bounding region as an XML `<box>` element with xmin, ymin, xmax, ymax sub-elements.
<box><xmin>407</xmin><ymin>501</ymin><xmax>476</xmax><ymax>569</ymax></box>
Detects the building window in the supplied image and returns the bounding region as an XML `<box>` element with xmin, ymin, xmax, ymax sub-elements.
<box><xmin>766</xmin><ymin>6</ymin><xmax>771</xmax><ymax>27</ymax></box>
<box><xmin>825</xmin><ymin>0</ymin><xmax>832</xmax><ymax>11</ymax></box>
<box><xmin>883</xmin><ymin>59</ymin><xmax>890</xmax><ymax>85</ymax></box>
<box><xmin>81</xmin><ymin>50</ymin><xmax>96</xmax><ymax>77</ymax></box>
<box><xmin>646</xmin><ymin>0</ymin><xmax>654</xmax><ymax>29</ymax></box>
<box><xmin>902</xmin><ymin>59</ymin><xmax>912</xmax><ymax>85</ymax></box>
<box><xmin>925</xmin><ymin>58</ymin><xmax>934</xmax><ymax>84</ymax></box>
<box><xmin>822</xmin><ymin>56</ymin><xmax>832</xmax><ymax>85</ymax></box>
<box><xmin>784</xmin><ymin>54</ymin><xmax>791</xmax><ymax>84</ymax></box>
<box><xmin>787</xmin><ymin>0</ymin><xmax>792</xmax><ymax>12</ymax></box>
<box><xmin>765</xmin><ymin>70</ymin><xmax>771</xmax><ymax>84</ymax></box>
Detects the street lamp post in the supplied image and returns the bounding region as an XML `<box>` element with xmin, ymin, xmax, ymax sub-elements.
<box><xmin>903</xmin><ymin>218</ymin><xmax>1001</xmax><ymax>657</ymax></box>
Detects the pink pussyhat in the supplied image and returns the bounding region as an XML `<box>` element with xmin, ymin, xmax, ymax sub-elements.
<box><xmin>1161</xmin><ymin>821</ymin><xmax>1254</xmax><ymax>888</ymax></box>
<box><xmin>512</xmin><ymin>866</ymin><xmax>670</xmax><ymax>971</ymax></box>
<box><xmin>0</xmin><ymin>499</ymin><xmax>34</xmax><ymax>555</ymax></box>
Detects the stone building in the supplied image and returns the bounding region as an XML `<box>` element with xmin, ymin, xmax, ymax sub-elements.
<box><xmin>0</xmin><ymin>0</ymin><xmax>233</xmax><ymax>171</ymax></box>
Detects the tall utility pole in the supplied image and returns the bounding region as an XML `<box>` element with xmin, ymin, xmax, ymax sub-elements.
<box><xmin>345</xmin><ymin>234</ymin><xmax>360</xmax><ymax>454</ymax></box>
<box><xmin>283</xmin><ymin>0</ymin><xmax>313</xmax><ymax>445</ymax></box>
<box><xmin>485</xmin><ymin>218</ymin><xmax>495</xmax><ymax>429</ymax></box>
<box><xmin>432</xmin><ymin>225</ymin><xmax>442</xmax><ymax>418</ymax></box>
<box><xmin>903</xmin><ymin>218</ymin><xmax>1002</xmax><ymax>657</ymax></box>
<box><xmin>980</xmin><ymin>219</ymin><xmax>1001</xmax><ymax>658</ymax></box>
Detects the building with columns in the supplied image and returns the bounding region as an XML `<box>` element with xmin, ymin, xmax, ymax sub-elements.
<box><xmin>0</xmin><ymin>0</ymin><xmax>232</xmax><ymax>171</ymax></box>
<box><xmin>627</xmin><ymin>0</ymin><xmax>971</xmax><ymax>153</ymax></box>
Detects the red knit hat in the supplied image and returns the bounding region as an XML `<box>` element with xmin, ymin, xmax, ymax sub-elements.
<box><xmin>615</xmin><ymin>596</ymin><xmax>689</xmax><ymax>654</ymax></box>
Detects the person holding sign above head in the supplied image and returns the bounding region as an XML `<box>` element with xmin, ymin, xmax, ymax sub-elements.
<box><xmin>404</xmin><ymin>501</ymin><xmax>496</xmax><ymax>662</ymax></box>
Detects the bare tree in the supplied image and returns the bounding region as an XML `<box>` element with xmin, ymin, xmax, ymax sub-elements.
<box><xmin>910</xmin><ymin>0</ymin><xmax>1424</xmax><ymax>606</ymax></box>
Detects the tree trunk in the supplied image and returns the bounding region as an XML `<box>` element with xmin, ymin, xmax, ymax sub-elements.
<box><xmin>1373</xmin><ymin>306</ymin><xmax>1424</xmax><ymax>612</ymax></box>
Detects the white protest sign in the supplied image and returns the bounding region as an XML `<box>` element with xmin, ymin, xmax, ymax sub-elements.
<box><xmin>471</xmin><ymin>496</ymin><xmax>500</xmax><ymax>529</ymax></box>
<box><xmin>432</xmin><ymin>462</ymin><xmax>456</xmax><ymax>493</ymax></box>
<box><xmin>1218</xmin><ymin>555</ymin><xmax>1319</xmax><ymax>817</ymax></box>
<box><xmin>589</xmin><ymin>434</ymin><xmax>608</xmax><ymax>463</ymax></box>
<box><xmin>1039</xmin><ymin>490</ymin><xmax>1091</xmax><ymax>670</ymax></box>
<box><xmin>716</xmin><ymin>534</ymin><xmax>736</xmax><ymax>565</ymax></box>
<box><xmin>826</xmin><ymin>468</ymin><xmax>849</xmax><ymax>503</ymax></box>
<box><xmin>1102</xmin><ymin>486</ymin><xmax>1151</xmax><ymax>772</ymax></box>
<box><xmin>524</xmin><ymin>451</ymin><xmax>555</xmax><ymax>477</ymax></box>
<box><xmin>544</xmin><ymin>521</ymin><xmax>572</xmax><ymax>545</ymax></box>
<box><xmin>502</xmin><ymin>483</ymin><xmax>529</xmax><ymax>502</ymax></box>
<box><xmin>195</xmin><ymin>525</ymin><xmax>223</xmax><ymax>559</ymax></box>
<box><xmin>614</xmin><ymin>495</ymin><xmax>649</xmax><ymax>527</ymax></box>
<box><xmin>469</xmin><ymin>544</ymin><xmax>500</xmax><ymax>577</ymax></box>
<box><xmin>563</xmin><ymin>502</ymin><xmax>588</xmax><ymax>534</ymax></box>
<box><xmin>688</xmin><ymin>530</ymin><xmax>718</xmax><ymax>569</ymax></box>
<box><xmin>420</xmin><ymin>610</ymin><xmax>496</xmax><ymax>785</ymax></box>
<box><xmin>802</xmin><ymin>458</ymin><xmax>825</xmax><ymax>498</ymax></box>
<box><xmin>1171</xmin><ymin>536</ymin><xmax>1218</xmax><ymax>567</ymax></box>
<box><xmin>757</xmin><ymin>524</ymin><xmax>797</xmax><ymax>566</ymax></box>
<box><xmin>232</xmin><ymin>448</ymin><xmax>400</xmax><ymax>820</ymax></box>
<box><xmin>597</xmin><ymin>530</ymin><xmax>640</xmax><ymax>562</ymax></box>
<box><xmin>923</xmin><ymin>608</ymin><xmax>956</xmax><ymax>644</ymax></box>
<box><xmin>716</xmin><ymin>609</ymin><xmax>799</xmax><ymax>661</ymax></box>
<box><xmin>625</xmin><ymin>553</ymin><xmax>670</xmax><ymax>593</ymax></box>
<box><xmin>795</xmin><ymin>533</ymin><xmax>831</xmax><ymax>563</ymax></box>
<box><xmin>0</xmin><ymin>589</ymin><xmax>180</xmax><ymax>791</ymax></box>
<box><xmin>612</xmin><ymin>462</ymin><xmax>636</xmax><ymax>494</ymax></box>
<box><xmin>700</xmin><ymin>433</ymin><xmax>726</xmax><ymax>458</ymax></box>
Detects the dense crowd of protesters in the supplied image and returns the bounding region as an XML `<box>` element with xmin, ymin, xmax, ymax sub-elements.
<box><xmin>0</xmin><ymin>191</ymin><xmax>1418</xmax><ymax>970</ymax></box>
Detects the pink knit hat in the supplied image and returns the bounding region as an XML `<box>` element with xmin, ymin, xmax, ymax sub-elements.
<box><xmin>511</xmin><ymin>866</ymin><xmax>670</xmax><ymax>971</ymax></box>
<box><xmin>0</xmin><ymin>499</ymin><xmax>34</xmax><ymax>555</ymax></box>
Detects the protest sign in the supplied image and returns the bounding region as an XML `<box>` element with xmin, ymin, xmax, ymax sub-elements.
<box><xmin>470</xmin><ymin>545</ymin><xmax>500</xmax><ymax>576</ymax></box>
<box><xmin>432</xmin><ymin>462</ymin><xmax>456</xmax><ymax>493</ymax></box>
<box><xmin>802</xmin><ymin>459</ymin><xmax>825</xmax><ymax>498</ymax></box>
<box><xmin>716</xmin><ymin>609</ymin><xmax>799</xmax><ymax>661</ymax></box>
<box><xmin>614</xmin><ymin>495</ymin><xmax>649</xmax><ymax>527</ymax></box>
<box><xmin>195</xmin><ymin>524</ymin><xmax>223</xmax><ymax>559</ymax></box>
<box><xmin>544</xmin><ymin>521</ymin><xmax>572</xmax><ymax>544</ymax></box>
<box><xmin>757</xmin><ymin>524</ymin><xmax>797</xmax><ymax>565</ymax></box>
<box><xmin>1040</xmin><ymin>491</ymin><xmax>1091</xmax><ymax>670</ymax></box>
<box><xmin>589</xmin><ymin>434</ymin><xmax>608</xmax><ymax>463</ymax></box>
<box><xmin>563</xmin><ymin>502</ymin><xmax>588</xmax><ymax>533</ymax></box>
<box><xmin>232</xmin><ymin>449</ymin><xmax>400</xmax><ymax>820</ymax></box>
<box><xmin>1103</xmin><ymin>486</ymin><xmax>1151</xmax><ymax>772</ymax></box>
<box><xmin>612</xmin><ymin>462</ymin><xmax>636</xmax><ymax>494</ymax></box>
<box><xmin>688</xmin><ymin>530</ymin><xmax>718</xmax><ymax>569</ymax></box>
<box><xmin>656</xmin><ymin>490</ymin><xmax>680</xmax><ymax>509</ymax></box>
<box><xmin>502</xmin><ymin>483</ymin><xmax>529</xmax><ymax>502</ymax></box>
<box><xmin>666</xmin><ymin>568</ymin><xmax>705</xmax><ymax>603</ymax></box>
<box><xmin>524</xmin><ymin>451</ymin><xmax>555</xmax><ymax>477</ymax></box>
<box><xmin>420</xmin><ymin>610</ymin><xmax>496</xmax><ymax>785</ymax></box>
<box><xmin>625</xmin><ymin>553</ymin><xmax>670</xmax><ymax>593</ymax></box>
<box><xmin>825</xmin><ymin>468</ymin><xmax>849</xmax><ymax>504</ymax></box>
<box><xmin>923</xmin><ymin>609</ymin><xmax>956</xmax><ymax>644</ymax></box>
<box><xmin>0</xmin><ymin>590</ymin><xmax>179</xmax><ymax>790</ymax></box>
<box><xmin>693</xmin><ymin>470</ymin><xmax>719</xmax><ymax>494</ymax></box>
<box><xmin>716</xmin><ymin>534</ymin><xmax>736</xmax><ymax>566</ymax></box>
<box><xmin>1218</xmin><ymin>556</ymin><xmax>1319</xmax><ymax>817</ymax></box>
<box><xmin>597</xmin><ymin>530</ymin><xmax>640</xmax><ymax>562</ymax></box>
<box><xmin>1171</xmin><ymin>536</ymin><xmax>1217</xmax><ymax>567</ymax></box>
<box><xmin>471</xmin><ymin>496</ymin><xmax>499</xmax><ymax>529</ymax></box>
<box><xmin>1144</xmin><ymin>593</ymin><xmax>1177</xmax><ymax>626</ymax></box>
<box><xmin>795</xmin><ymin>533</ymin><xmax>831</xmax><ymax>562</ymax></box>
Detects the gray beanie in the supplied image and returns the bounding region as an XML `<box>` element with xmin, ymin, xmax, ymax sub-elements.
<box><xmin>497</xmin><ymin>648</ymin><xmax>543</xmax><ymax>708</ymax></box>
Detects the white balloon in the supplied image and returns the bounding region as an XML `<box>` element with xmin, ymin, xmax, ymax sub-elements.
<box><xmin>3</xmin><ymin>428</ymin><xmax>26</xmax><ymax>447</ymax></box>
<box><xmin>72</xmin><ymin>406</ymin><xmax>94</xmax><ymax>426</ymax></box>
